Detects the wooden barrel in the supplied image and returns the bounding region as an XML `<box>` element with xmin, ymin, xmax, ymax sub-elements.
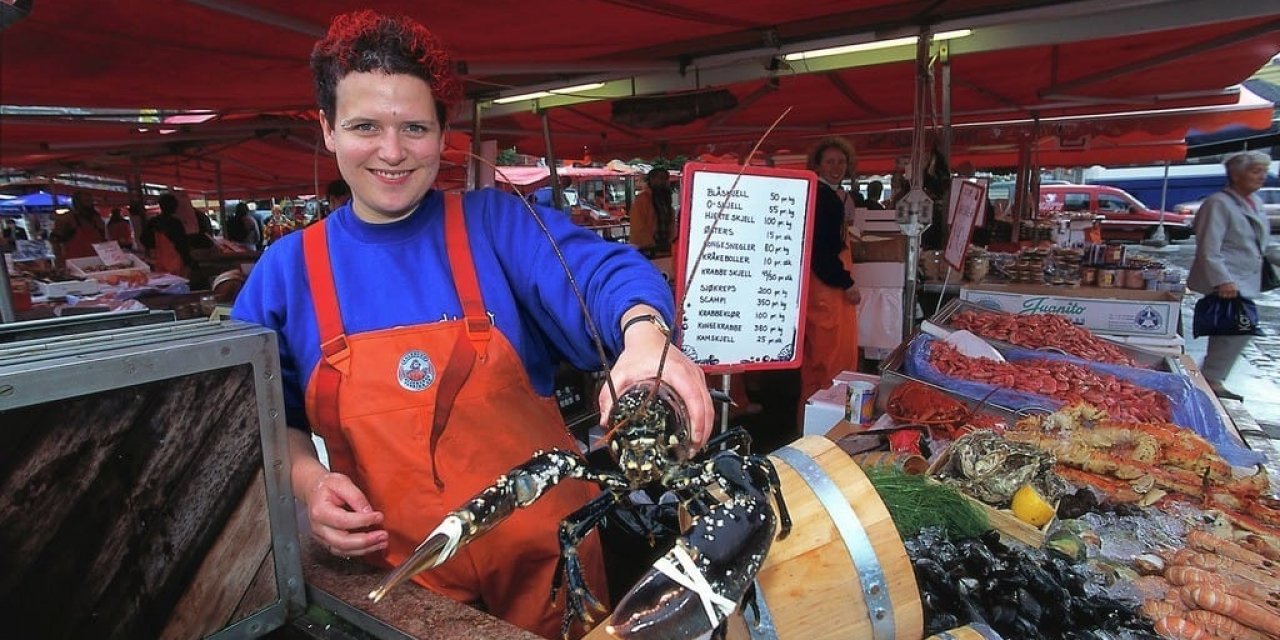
<box><xmin>925</xmin><ymin>623</ymin><xmax>1004</xmax><ymax>640</ymax></box>
<box><xmin>851</xmin><ymin>450</ymin><xmax>929</xmax><ymax>475</ymax></box>
<box><xmin>745</xmin><ymin>435</ymin><xmax>923</xmax><ymax>640</ymax></box>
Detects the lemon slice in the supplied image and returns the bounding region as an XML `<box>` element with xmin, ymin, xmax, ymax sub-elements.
<box><xmin>1011</xmin><ymin>485</ymin><xmax>1055</xmax><ymax>527</ymax></box>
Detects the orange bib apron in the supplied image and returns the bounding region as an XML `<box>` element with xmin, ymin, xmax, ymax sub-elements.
<box><xmin>800</xmin><ymin>190</ymin><xmax>860</xmax><ymax>403</ymax></box>
<box><xmin>302</xmin><ymin>193</ymin><xmax>606</xmax><ymax>638</ymax></box>
<box><xmin>62</xmin><ymin>216</ymin><xmax>107</xmax><ymax>260</ymax></box>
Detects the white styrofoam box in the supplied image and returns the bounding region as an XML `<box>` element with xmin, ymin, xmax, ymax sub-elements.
<box><xmin>852</xmin><ymin>207</ymin><xmax>900</xmax><ymax>234</ymax></box>
<box><xmin>833</xmin><ymin>370</ymin><xmax>880</xmax><ymax>387</ymax></box>
<box><xmin>67</xmin><ymin>254</ymin><xmax>151</xmax><ymax>281</ymax></box>
<box><xmin>803</xmin><ymin>383</ymin><xmax>849</xmax><ymax>437</ymax></box>
<box><xmin>1103</xmin><ymin>333</ymin><xmax>1185</xmax><ymax>356</ymax></box>
<box><xmin>960</xmin><ymin>284</ymin><xmax>1180</xmax><ymax>338</ymax></box>
<box><xmin>36</xmin><ymin>279</ymin><xmax>101</xmax><ymax>297</ymax></box>
<box><xmin>851</xmin><ymin>261</ymin><xmax>906</xmax><ymax>288</ymax></box>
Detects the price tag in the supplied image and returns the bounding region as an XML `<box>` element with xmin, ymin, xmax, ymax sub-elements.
<box><xmin>674</xmin><ymin>163</ymin><xmax>817</xmax><ymax>373</ymax></box>
<box><xmin>944</xmin><ymin>180</ymin><xmax>987</xmax><ymax>272</ymax></box>
<box><xmin>92</xmin><ymin>241</ymin><xmax>131</xmax><ymax>268</ymax></box>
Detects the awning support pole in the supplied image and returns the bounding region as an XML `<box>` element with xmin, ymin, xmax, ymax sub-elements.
<box><xmin>897</xmin><ymin>27</ymin><xmax>935</xmax><ymax>340</ymax></box>
<box><xmin>214</xmin><ymin>160</ymin><xmax>226</xmax><ymax>233</ymax></box>
<box><xmin>469</xmin><ymin>102</ymin><xmax>483</xmax><ymax>191</ymax></box>
<box><xmin>542</xmin><ymin>110</ymin><xmax>564</xmax><ymax>210</ymax></box>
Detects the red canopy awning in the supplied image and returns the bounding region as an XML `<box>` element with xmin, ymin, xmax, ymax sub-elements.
<box><xmin>1</xmin><ymin>1</ymin><xmax>1277</xmax><ymax>188</ymax></box>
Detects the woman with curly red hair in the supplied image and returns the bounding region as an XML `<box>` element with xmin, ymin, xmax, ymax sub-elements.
<box><xmin>232</xmin><ymin>11</ymin><xmax>712</xmax><ymax>638</ymax></box>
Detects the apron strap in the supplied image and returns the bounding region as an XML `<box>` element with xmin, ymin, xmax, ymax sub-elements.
<box><xmin>444</xmin><ymin>192</ymin><xmax>492</xmax><ymax>360</ymax></box>
<box><xmin>429</xmin><ymin>332</ymin><xmax>477</xmax><ymax>489</ymax></box>
<box><xmin>302</xmin><ymin>220</ymin><xmax>351</xmax><ymax>457</ymax></box>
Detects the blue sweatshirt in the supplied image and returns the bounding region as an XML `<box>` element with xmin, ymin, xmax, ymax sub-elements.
<box><xmin>232</xmin><ymin>187</ymin><xmax>674</xmax><ymax>430</ymax></box>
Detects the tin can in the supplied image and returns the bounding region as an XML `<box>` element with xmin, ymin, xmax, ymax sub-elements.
<box><xmin>1097</xmin><ymin>269</ymin><xmax>1117</xmax><ymax>288</ymax></box>
<box><xmin>1123</xmin><ymin>268</ymin><xmax>1146</xmax><ymax>289</ymax></box>
<box><xmin>845</xmin><ymin>381</ymin><xmax>877</xmax><ymax>424</ymax></box>
<box><xmin>1080</xmin><ymin>267</ymin><xmax>1097</xmax><ymax>286</ymax></box>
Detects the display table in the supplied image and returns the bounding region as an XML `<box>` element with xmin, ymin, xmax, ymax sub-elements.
<box><xmin>296</xmin><ymin>539</ymin><xmax>538</xmax><ymax>640</ymax></box>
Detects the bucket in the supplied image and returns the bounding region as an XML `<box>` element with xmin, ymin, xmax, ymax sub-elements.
<box><xmin>851</xmin><ymin>451</ymin><xmax>929</xmax><ymax>475</ymax></box>
<box><xmin>744</xmin><ymin>436</ymin><xmax>923</xmax><ymax>640</ymax></box>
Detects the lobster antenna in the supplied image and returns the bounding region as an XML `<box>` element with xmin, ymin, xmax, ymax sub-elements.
<box><xmin>461</xmin><ymin>150</ymin><xmax>618</xmax><ymax>402</ymax></box>
<box><xmin>655</xmin><ymin>107</ymin><xmax>794</xmax><ymax>382</ymax></box>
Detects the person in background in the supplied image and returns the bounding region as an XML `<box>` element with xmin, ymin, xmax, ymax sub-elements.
<box><xmin>225</xmin><ymin>202</ymin><xmax>262</xmax><ymax>252</ymax></box>
<box><xmin>106</xmin><ymin>208</ymin><xmax>134</xmax><ymax>250</ymax></box>
<box><xmin>230</xmin><ymin>11</ymin><xmax>711</xmax><ymax>638</ymax></box>
<box><xmin>800</xmin><ymin>137</ymin><xmax>863</xmax><ymax>410</ymax></box>
<box><xmin>142</xmin><ymin>193</ymin><xmax>192</xmax><ymax>277</ymax></box>
<box><xmin>264</xmin><ymin>204</ymin><xmax>294</xmax><ymax>244</ymax></box>
<box><xmin>326</xmin><ymin>178</ymin><xmax>351</xmax><ymax>213</ymax></box>
<box><xmin>49</xmin><ymin>190</ymin><xmax>108</xmax><ymax>265</ymax></box>
<box><xmin>1187</xmin><ymin>150</ymin><xmax>1279</xmax><ymax>401</ymax></box>
<box><xmin>627</xmin><ymin>167</ymin><xmax>674</xmax><ymax>257</ymax></box>
<box><xmin>2</xmin><ymin>218</ymin><xmax>28</xmax><ymax>252</ymax></box>
<box><xmin>865</xmin><ymin>180</ymin><xmax>886</xmax><ymax>210</ymax></box>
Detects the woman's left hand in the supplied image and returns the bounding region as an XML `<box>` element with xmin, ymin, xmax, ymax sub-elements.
<box><xmin>600</xmin><ymin>316</ymin><xmax>713</xmax><ymax>455</ymax></box>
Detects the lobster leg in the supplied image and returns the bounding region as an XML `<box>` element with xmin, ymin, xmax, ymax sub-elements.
<box><xmin>700</xmin><ymin>426</ymin><xmax>753</xmax><ymax>456</ymax></box>
<box><xmin>551</xmin><ymin>491</ymin><xmax>623</xmax><ymax>638</ymax></box>
<box><xmin>744</xmin><ymin>453</ymin><xmax>791</xmax><ymax>539</ymax></box>
<box><xmin>368</xmin><ymin>449</ymin><xmax>626</xmax><ymax>602</ymax></box>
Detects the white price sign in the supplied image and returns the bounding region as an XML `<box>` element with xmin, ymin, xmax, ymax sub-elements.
<box><xmin>92</xmin><ymin>241</ymin><xmax>131</xmax><ymax>268</ymax></box>
<box><xmin>674</xmin><ymin>163</ymin><xmax>817</xmax><ymax>373</ymax></box>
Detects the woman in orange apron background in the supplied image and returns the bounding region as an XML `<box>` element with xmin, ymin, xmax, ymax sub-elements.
<box><xmin>49</xmin><ymin>190</ymin><xmax>107</xmax><ymax>265</ymax></box>
<box><xmin>800</xmin><ymin>137</ymin><xmax>863</xmax><ymax>412</ymax></box>
<box><xmin>231</xmin><ymin>12</ymin><xmax>713</xmax><ymax>639</ymax></box>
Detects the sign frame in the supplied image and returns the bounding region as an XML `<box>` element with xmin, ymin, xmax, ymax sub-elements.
<box><xmin>673</xmin><ymin>162</ymin><xmax>817</xmax><ymax>374</ymax></box>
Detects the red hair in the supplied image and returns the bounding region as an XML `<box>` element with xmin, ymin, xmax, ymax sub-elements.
<box><xmin>310</xmin><ymin>11</ymin><xmax>463</xmax><ymax>124</ymax></box>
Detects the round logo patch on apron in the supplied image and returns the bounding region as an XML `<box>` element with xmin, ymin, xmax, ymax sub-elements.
<box><xmin>397</xmin><ymin>350</ymin><xmax>436</xmax><ymax>392</ymax></box>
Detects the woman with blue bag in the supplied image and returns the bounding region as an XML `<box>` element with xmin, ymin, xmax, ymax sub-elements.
<box><xmin>1187</xmin><ymin>150</ymin><xmax>1280</xmax><ymax>400</ymax></box>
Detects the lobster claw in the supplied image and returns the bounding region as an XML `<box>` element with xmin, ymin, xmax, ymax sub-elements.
<box><xmin>607</xmin><ymin>454</ymin><xmax>781</xmax><ymax>638</ymax></box>
<box><xmin>368</xmin><ymin>515</ymin><xmax>468</xmax><ymax>602</ymax></box>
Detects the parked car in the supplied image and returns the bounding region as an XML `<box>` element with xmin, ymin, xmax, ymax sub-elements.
<box><xmin>1175</xmin><ymin>186</ymin><xmax>1280</xmax><ymax>232</ymax></box>
<box><xmin>1038</xmin><ymin>184</ymin><xmax>1193</xmax><ymax>240</ymax></box>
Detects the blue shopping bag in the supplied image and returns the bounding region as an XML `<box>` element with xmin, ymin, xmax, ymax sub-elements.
<box><xmin>1192</xmin><ymin>294</ymin><xmax>1263</xmax><ymax>338</ymax></box>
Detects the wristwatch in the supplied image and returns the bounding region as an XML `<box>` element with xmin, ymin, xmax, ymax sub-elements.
<box><xmin>622</xmin><ymin>313</ymin><xmax>671</xmax><ymax>338</ymax></box>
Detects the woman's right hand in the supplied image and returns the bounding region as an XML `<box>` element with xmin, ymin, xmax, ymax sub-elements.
<box><xmin>1216</xmin><ymin>282</ymin><xmax>1239</xmax><ymax>299</ymax></box>
<box><xmin>844</xmin><ymin>285</ymin><xmax>862</xmax><ymax>305</ymax></box>
<box><xmin>287</xmin><ymin>429</ymin><xmax>387</xmax><ymax>558</ymax></box>
<box><xmin>303</xmin><ymin>471</ymin><xmax>388</xmax><ymax>558</ymax></box>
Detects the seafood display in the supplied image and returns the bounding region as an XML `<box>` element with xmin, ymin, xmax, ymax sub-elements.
<box><xmin>369</xmin><ymin>379</ymin><xmax>792</xmax><ymax>639</ymax></box>
<box><xmin>947</xmin><ymin>309</ymin><xmax>1138</xmax><ymax>366</ymax></box>
<box><xmin>1005</xmin><ymin>405</ymin><xmax>1280</xmax><ymax>541</ymax></box>
<box><xmin>884</xmin><ymin>381</ymin><xmax>1006</xmax><ymax>440</ymax></box>
<box><xmin>931</xmin><ymin>430</ymin><xmax>1069</xmax><ymax>508</ymax></box>
<box><xmin>908</xmin><ymin>528</ymin><xmax>1159</xmax><ymax>638</ymax></box>
<box><xmin>929</xmin><ymin>339</ymin><xmax>1171</xmax><ymax>423</ymax></box>
<box><xmin>1135</xmin><ymin>530</ymin><xmax>1280</xmax><ymax>639</ymax></box>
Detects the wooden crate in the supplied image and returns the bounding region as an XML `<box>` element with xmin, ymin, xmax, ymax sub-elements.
<box><xmin>0</xmin><ymin>319</ymin><xmax>304</xmax><ymax>639</ymax></box>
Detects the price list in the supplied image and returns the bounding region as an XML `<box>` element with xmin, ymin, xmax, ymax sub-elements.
<box><xmin>675</xmin><ymin>165</ymin><xmax>815</xmax><ymax>372</ymax></box>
